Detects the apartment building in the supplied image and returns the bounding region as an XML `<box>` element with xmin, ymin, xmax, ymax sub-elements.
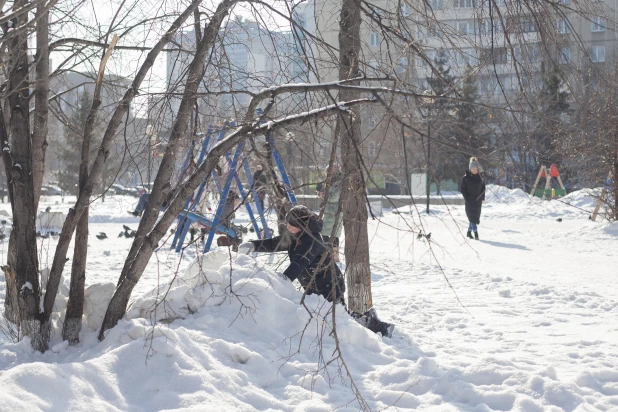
<box><xmin>301</xmin><ymin>0</ymin><xmax>618</xmax><ymax>190</ymax></box>
<box><xmin>163</xmin><ymin>17</ymin><xmax>308</xmax><ymax>132</ymax></box>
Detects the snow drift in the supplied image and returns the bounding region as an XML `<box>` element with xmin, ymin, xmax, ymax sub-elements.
<box><xmin>0</xmin><ymin>187</ymin><xmax>617</xmax><ymax>411</ymax></box>
<box><xmin>1</xmin><ymin>247</ymin><xmax>616</xmax><ymax>411</ymax></box>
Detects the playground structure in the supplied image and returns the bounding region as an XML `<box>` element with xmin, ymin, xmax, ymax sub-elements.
<box><xmin>170</xmin><ymin>122</ymin><xmax>297</xmax><ymax>253</ymax></box>
<box><xmin>530</xmin><ymin>164</ymin><xmax>566</xmax><ymax>200</ymax></box>
<box><xmin>590</xmin><ymin>170</ymin><xmax>614</xmax><ymax>221</ymax></box>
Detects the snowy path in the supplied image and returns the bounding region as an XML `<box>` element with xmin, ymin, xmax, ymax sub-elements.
<box><xmin>362</xmin><ymin>195</ymin><xmax>618</xmax><ymax>409</ymax></box>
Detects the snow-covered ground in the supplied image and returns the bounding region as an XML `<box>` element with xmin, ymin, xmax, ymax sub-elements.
<box><xmin>0</xmin><ymin>186</ymin><xmax>617</xmax><ymax>411</ymax></box>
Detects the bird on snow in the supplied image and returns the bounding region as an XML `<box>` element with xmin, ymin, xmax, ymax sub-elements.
<box><xmin>96</xmin><ymin>232</ymin><xmax>108</xmax><ymax>240</ymax></box>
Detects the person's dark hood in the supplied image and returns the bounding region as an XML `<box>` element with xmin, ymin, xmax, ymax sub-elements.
<box><xmin>306</xmin><ymin>215</ymin><xmax>323</xmax><ymax>233</ymax></box>
<box><xmin>286</xmin><ymin>205</ymin><xmax>324</xmax><ymax>233</ymax></box>
<box><xmin>291</xmin><ymin>214</ymin><xmax>323</xmax><ymax>235</ymax></box>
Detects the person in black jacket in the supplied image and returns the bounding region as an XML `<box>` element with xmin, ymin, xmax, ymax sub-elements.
<box><xmin>460</xmin><ymin>157</ymin><xmax>486</xmax><ymax>240</ymax></box>
<box><xmin>240</xmin><ymin>205</ymin><xmax>345</xmax><ymax>302</ymax></box>
<box><xmin>252</xmin><ymin>165</ymin><xmax>268</xmax><ymax>210</ymax></box>
<box><xmin>237</xmin><ymin>205</ymin><xmax>394</xmax><ymax>337</ymax></box>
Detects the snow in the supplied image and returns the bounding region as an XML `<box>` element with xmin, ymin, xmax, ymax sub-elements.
<box><xmin>0</xmin><ymin>187</ymin><xmax>617</xmax><ymax>411</ymax></box>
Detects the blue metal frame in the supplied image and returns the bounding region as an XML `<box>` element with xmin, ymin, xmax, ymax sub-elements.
<box><xmin>267</xmin><ymin>132</ymin><xmax>297</xmax><ymax>205</ymax></box>
<box><xmin>171</xmin><ymin>127</ymin><xmax>214</xmax><ymax>250</ymax></box>
<box><xmin>241</xmin><ymin>156</ymin><xmax>270</xmax><ymax>238</ymax></box>
<box><xmin>171</xmin><ymin>111</ymin><xmax>299</xmax><ymax>252</ymax></box>
<box><xmin>204</xmin><ymin>142</ymin><xmax>245</xmax><ymax>252</ymax></box>
<box><xmin>177</xmin><ymin>210</ymin><xmax>240</xmax><ymax>238</ymax></box>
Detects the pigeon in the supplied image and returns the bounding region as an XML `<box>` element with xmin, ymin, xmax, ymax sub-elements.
<box><xmin>121</xmin><ymin>225</ymin><xmax>136</xmax><ymax>238</ymax></box>
<box><xmin>96</xmin><ymin>232</ymin><xmax>107</xmax><ymax>240</ymax></box>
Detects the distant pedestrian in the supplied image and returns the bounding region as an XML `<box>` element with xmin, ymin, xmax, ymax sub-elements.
<box><xmin>252</xmin><ymin>165</ymin><xmax>268</xmax><ymax>211</ymax></box>
<box><xmin>129</xmin><ymin>193</ymin><xmax>150</xmax><ymax>217</ymax></box>
<box><xmin>215</xmin><ymin>190</ymin><xmax>243</xmax><ymax>250</ymax></box>
<box><xmin>319</xmin><ymin>164</ymin><xmax>343</xmax><ymax>262</ymax></box>
<box><xmin>460</xmin><ymin>157</ymin><xmax>485</xmax><ymax>240</ymax></box>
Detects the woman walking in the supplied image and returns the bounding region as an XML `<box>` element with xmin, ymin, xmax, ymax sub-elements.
<box><xmin>460</xmin><ymin>157</ymin><xmax>486</xmax><ymax>240</ymax></box>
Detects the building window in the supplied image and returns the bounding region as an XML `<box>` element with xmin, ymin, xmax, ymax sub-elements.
<box><xmin>591</xmin><ymin>45</ymin><xmax>605</xmax><ymax>62</ymax></box>
<box><xmin>370</xmin><ymin>32</ymin><xmax>381</xmax><ymax>46</ymax></box>
<box><xmin>557</xmin><ymin>19</ymin><xmax>570</xmax><ymax>34</ymax></box>
<box><xmin>368</xmin><ymin>142</ymin><xmax>376</xmax><ymax>157</ymax></box>
<box><xmin>397</xmin><ymin>57</ymin><xmax>408</xmax><ymax>73</ymax></box>
<box><xmin>454</xmin><ymin>49</ymin><xmax>478</xmax><ymax>67</ymax></box>
<box><xmin>559</xmin><ymin>47</ymin><xmax>571</xmax><ymax>64</ymax></box>
<box><xmin>417</xmin><ymin>50</ymin><xmax>437</xmax><ymax>68</ymax></box>
<box><xmin>525</xmin><ymin>44</ymin><xmax>540</xmax><ymax>62</ymax></box>
<box><xmin>456</xmin><ymin>21</ymin><xmax>475</xmax><ymax>35</ymax></box>
<box><xmin>454</xmin><ymin>0</ymin><xmax>473</xmax><ymax>8</ymax></box>
<box><xmin>592</xmin><ymin>17</ymin><xmax>606</xmax><ymax>32</ymax></box>
<box><xmin>427</xmin><ymin>23</ymin><xmax>438</xmax><ymax>37</ymax></box>
<box><xmin>477</xmin><ymin>20</ymin><xmax>493</xmax><ymax>35</ymax></box>
<box><xmin>368</xmin><ymin>60</ymin><xmax>380</xmax><ymax>76</ymax></box>
<box><xmin>369</xmin><ymin>6</ymin><xmax>382</xmax><ymax>18</ymax></box>
<box><xmin>400</xmin><ymin>3</ymin><xmax>411</xmax><ymax>16</ymax></box>
<box><xmin>520</xmin><ymin>18</ymin><xmax>536</xmax><ymax>33</ymax></box>
<box><xmin>482</xmin><ymin>47</ymin><xmax>508</xmax><ymax>64</ymax></box>
<box><xmin>426</xmin><ymin>0</ymin><xmax>444</xmax><ymax>10</ymax></box>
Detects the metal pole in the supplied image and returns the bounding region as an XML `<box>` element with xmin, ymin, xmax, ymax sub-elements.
<box><xmin>426</xmin><ymin>121</ymin><xmax>430</xmax><ymax>214</ymax></box>
<box><xmin>147</xmin><ymin>141</ymin><xmax>151</xmax><ymax>192</ymax></box>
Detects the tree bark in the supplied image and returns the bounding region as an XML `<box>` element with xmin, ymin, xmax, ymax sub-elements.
<box><xmin>338</xmin><ymin>0</ymin><xmax>373</xmax><ymax>314</ymax></box>
<box><xmin>63</xmin><ymin>35</ymin><xmax>119</xmax><ymax>344</ymax></box>
<box><xmin>2</xmin><ymin>0</ymin><xmax>44</xmax><ymax>350</ymax></box>
<box><xmin>32</xmin><ymin>6</ymin><xmax>49</xmax><ymax>211</ymax></box>
<box><xmin>99</xmin><ymin>0</ymin><xmax>238</xmax><ymax>338</ymax></box>
<box><xmin>40</xmin><ymin>1</ymin><xmax>202</xmax><ymax>349</ymax></box>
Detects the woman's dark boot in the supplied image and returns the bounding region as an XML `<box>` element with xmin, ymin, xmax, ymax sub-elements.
<box><xmin>474</xmin><ymin>231</ymin><xmax>479</xmax><ymax>240</ymax></box>
<box><xmin>467</xmin><ymin>231</ymin><xmax>473</xmax><ymax>239</ymax></box>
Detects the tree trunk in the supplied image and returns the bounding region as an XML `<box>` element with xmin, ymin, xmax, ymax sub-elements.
<box><xmin>99</xmin><ymin>124</ymin><xmax>252</xmax><ymax>340</ymax></box>
<box><xmin>614</xmin><ymin>154</ymin><xmax>618</xmax><ymax>220</ymax></box>
<box><xmin>40</xmin><ymin>2</ymin><xmax>202</xmax><ymax>349</ymax></box>
<box><xmin>2</xmin><ymin>0</ymin><xmax>44</xmax><ymax>350</ymax></box>
<box><xmin>337</xmin><ymin>0</ymin><xmax>372</xmax><ymax>314</ymax></box>
<box><xmin>62</xmin><ymin>35</ymin><xmax>118</xmax><ymax>344</ymax></box>
<box><xmin>99</xmin><ymin>0</ymin><xmax>238</xmax><ymax>338</ymax></box>
<box><xmin>63</xmin><ymin>210</ymin><xmax>87</xmax><ymax>343</ymax></box>
<box><xmin>32</xmin><ymin>7</ymin><xmax>49</xmax><ymax>211</ymax></box>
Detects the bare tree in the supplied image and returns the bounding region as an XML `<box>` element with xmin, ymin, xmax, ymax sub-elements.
<box><xmin>337</xmin><ymin>0</ymin><xmax>373</xmax><ymax>313</ymax></box>
<box><xmin>1</xmin><ymin>0</ymin><xmax>45</xmax><ymax>350</ymax></box>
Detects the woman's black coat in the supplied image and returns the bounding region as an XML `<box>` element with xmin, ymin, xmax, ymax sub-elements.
<box><xmin>460</xmin><ymin>170</ymin><xmax>486</xmax><ymax>225</ymax></box>
<box><xmin>250</xmin><ymin>218</ymin><xmax>345</xmax><ymax>302</ymax></box>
